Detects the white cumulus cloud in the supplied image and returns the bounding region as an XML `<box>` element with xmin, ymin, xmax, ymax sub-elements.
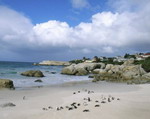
<box><xmin>0</xmin><ymin>6</ymin><xmax>33</xmax><ymax>48</ymax></box>
<box><xmin>33</xmin><ymin>20</ymin><xmax>73</xmax><ymax>47</ymax></box>
<box><xmin>0</xmin><ymin>0</ymin><xmax>150</xmax><ymax>61</ymax></box>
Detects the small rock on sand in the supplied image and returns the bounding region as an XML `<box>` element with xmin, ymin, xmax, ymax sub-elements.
<box><xmin>34</xmin><ymin>79</ymin><xmax>43</xmax><ymax>82</ymax></box>
<box><xmin>0</xmin><ymin>102</ymin><xmax>16</xmax><ymax>108</ymax></box>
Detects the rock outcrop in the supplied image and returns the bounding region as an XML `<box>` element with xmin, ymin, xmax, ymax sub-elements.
<box><xmin>61</xmin><ymin>59</ymin><xmax>150</xmax><ymax>84</ymax></box>
<box><xmin>93</xmin><ymin>60</ymin><xmax>150</xmax><ymax>84</ymax></box>
<box><xmin>61</xmin><ymin>63</ymin><xmax>105</xmax><ymax>76</ymax></box>
<box><xmin>0</xmin><ymin>79</ymin><xmax>14</xmax><ymax>89</ymax></box>
<box><xmin>34</xmin><ymin>60</ymin><xmax>71</xmax><ymax>66</ymax></box>
<box><xmin>141</xmin><ymin>72</ymin><xmax>150</xmax><ymax>80</ymax></box>
<box><xmin>21</xmin><ymin>70</ymin><xmax>44</xmax><ymax>77</ymax></box>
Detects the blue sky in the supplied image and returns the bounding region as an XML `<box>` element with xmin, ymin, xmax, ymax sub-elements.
<box><xmin>0</xmin><ymin>0</ymin><xmax>108</xmax><ymax>26</ymax></box>
<box><xmin>0</xmin><ymin>0</ymin><xmax>150</xmax><ymax>62</ymax></box>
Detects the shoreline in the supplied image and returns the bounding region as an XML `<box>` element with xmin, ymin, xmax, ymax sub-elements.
<box><xmin>1</xmin><ymin>79</ymin><xmax>140</xmax><ymax>91</ymax></box>
<box><xmin>1</xmin><ymin>81</ymin><xmax>150</xmax><ymax>119</ymax></box>
<box><xmin>10</xmin><ymin>79</ymin><xmax>93</xmax><ymax>90</ymax></box>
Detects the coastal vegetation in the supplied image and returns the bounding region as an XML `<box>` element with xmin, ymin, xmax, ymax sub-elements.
<box><xmin>124</xmin><ymin>53</ymin><xmax>136</xmax><ymax>59</ymax></box>
<box><xmin>62</xmin><ymin>52</ymin><xmax>150</xmax><ymax>84</ymax></box>
<box><xmin>68</xmin><ymin>53</ymin><xmax>150</xmax><ymax>69</ymax></box>
<box><xmin>100</xmin><ymin>58</ymin><xmax>123</xmax><ymax>65</ymax></box>
<box><xmin>134</xmin><ymin>57</ymin><xmax>150</xmax><ymax>72</ymax></box>
<box><xmin>69</xmin><ymin>59</ymin><xmax>84</xmax><ymax>64</ymax></box>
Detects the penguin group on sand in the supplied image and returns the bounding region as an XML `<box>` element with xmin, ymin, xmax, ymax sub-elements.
<box><xmin>42</xmin><ymin>89</ymin><xmax>120</xmax><ymax>112</ymax></box>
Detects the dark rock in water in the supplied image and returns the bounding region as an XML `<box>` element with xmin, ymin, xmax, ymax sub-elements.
<box><xmin>21</xmin><ymin>70</ymin><xmax>44</xmax><ymax>77</ymax></box>
<box><xmin>34</xmin><ymin>79</ymin><xmax>43</xmax><ymax>83</ymax></box>
<box><xmin>50</xmin><ymin>72</ymin><xmax>56</xmax><ymax>74</ymax></box>
<box><xmin>83</xmin><ymin>109</ymin><xmax>90</xmax><ymax>112</ymax></box>
<box><xmin>88</xmin><ymin>75</ymin><xmax>94</xmax><ymax>78</ymax></box>
<box><xmin>95</xmin><ymin>100</ymin><xmax>99</xmax><ymax>103</ymax></box>
<box><xmin>1</xmin><ymin>102</ymin><xmax>16</xmax><ymax>108</ymax></box>
<box><xmin>0</xmin><ymin>79</ymin><xmax>14</xmax><ymax>89</ymax></box>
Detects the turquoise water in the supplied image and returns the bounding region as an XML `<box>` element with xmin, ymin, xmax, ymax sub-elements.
<box><xmin>0</xmin><ymin>61</ymin><xmax>89</xmax><ymax>88</ymax></box>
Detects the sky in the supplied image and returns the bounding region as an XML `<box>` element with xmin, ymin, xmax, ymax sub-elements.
<box><xmin>0</xmin><ymin>0</ymin><xmax>150</xmax><ymax>62</ymax></box>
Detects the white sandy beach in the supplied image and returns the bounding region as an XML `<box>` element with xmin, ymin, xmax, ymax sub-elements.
<box><xmin>0</xmin><ymin>81</ymin><xmax>150</xmax><ymax>119</ymax></box>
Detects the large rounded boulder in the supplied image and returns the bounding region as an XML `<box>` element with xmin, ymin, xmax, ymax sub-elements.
<box><xmin>93</xmin><ymin>62</ymin><xmax>150</xmax><ymax>84</ymax></box>
<box><xmin>61</xmin><ymin>63</ymin><xmax>105</xmax><ymax>76</ymax></box>
<box><xmin>21</xmin><ymin>70</ymin><xmax>44</xmax><ymax>77</ymax></box>
<box><xmin>61</xmin><ymin>64</ymin><xmax>77</xmax><ymax>75</ymax></box>
<box><xmin>0</xmin><ymin>79</ymin><xmax>14</xmax><ymax>89</ymax></box>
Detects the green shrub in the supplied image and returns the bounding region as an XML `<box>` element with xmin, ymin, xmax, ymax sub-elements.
<box><xmin>101</xmin><ymin>59</ymin><xmax>123</xmax><ymax>65</ymax></box>
<box><xmin>69</xmin><ymin>59</ymin><xmax>83</xmax><ymax>64</ymax></box>
<box><xmin>124</xmin><ymin>53</ymin><xmax>136</xmax><ymax>59</ymax></box>
<box><xmin>142</xmin><ymin>57</ymin><xmax>150</xmax><ymax>72</ymax></box>
<box><xmin>134</xmin><ymin>57</ymin><xmax>150</xmax><ymax>72</ymax></box>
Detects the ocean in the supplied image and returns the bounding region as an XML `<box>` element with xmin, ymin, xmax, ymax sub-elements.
<box><xmin>0</xmin><ymin>61</ymin><xmax>89</xmax><ymax>88</ymax></box>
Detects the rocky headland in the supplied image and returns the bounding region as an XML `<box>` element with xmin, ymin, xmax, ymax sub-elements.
<box><xmin>34</xmin><ymin>60</ymin><xmax>71</xmax><ymax>66</ymax></box>
<box><xmin>61</xmin><ymin>59</ymin><xmax>150</xmax><ymax>84</ymax></box>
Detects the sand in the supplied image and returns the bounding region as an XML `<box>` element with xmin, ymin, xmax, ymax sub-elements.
<box><xmin>0</xmin><ymin>81</ymin><xmax>150</xmax><ymax>119</ymax></box>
